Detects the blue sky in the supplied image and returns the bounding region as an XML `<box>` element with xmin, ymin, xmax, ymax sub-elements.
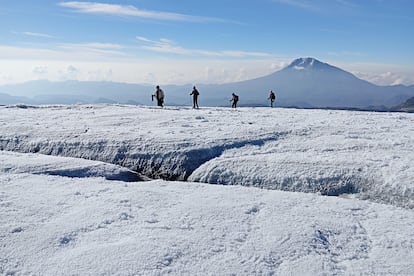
<box><xmin>0</xmin><ymin>0</ymin><xmax>413</xmax><ymax>85</ymax></box>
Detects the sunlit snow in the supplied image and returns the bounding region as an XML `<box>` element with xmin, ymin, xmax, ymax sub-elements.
<box><xmin>1</xmin><ymin>104</ymin><xmax>413</xmax><ymax>275</ymax></box>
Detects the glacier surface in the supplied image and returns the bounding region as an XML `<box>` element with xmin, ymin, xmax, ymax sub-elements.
<box><xmin>1</xmin><ymin>104</ymin><xmax>414</xmax><ymax>275</ymax></box>
<box><xmin>1</xmin><ymin>104</ymin><xmax>413</xmax><ymax>208</ymax></box>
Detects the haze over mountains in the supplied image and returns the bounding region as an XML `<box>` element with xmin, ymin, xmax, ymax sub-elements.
<box><xmin>1</xmin><ymin>58</ymin><xmax>413</xmax><ymax>110</ymax></box>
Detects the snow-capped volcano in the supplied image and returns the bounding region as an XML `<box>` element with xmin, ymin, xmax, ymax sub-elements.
<box><xmin>283</xmin><ymin>57</ymin><xmax>354</xmax><ymax>75</ymax></box>
<box><xmin>286</xmin><ymin>57</ymin><xmax>330</xmax><ymax>71</ymax></box>
<box><xmin>224</xmin><ymin>57</ymin><xmax>414</xmax><ymax>108</ymax></box>
<box><xmin>180</xmin><ymin>58</ymin><xmax>414</xmax><ymax>108</ymax></box>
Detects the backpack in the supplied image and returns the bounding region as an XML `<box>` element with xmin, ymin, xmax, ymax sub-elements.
<box><xmin>234</xmin><ymin>95</ymin><xmax>239</xmax><ymax>101</ymax></box>
<box><xmin>158</xmin><ymin>89</ymin><xmax>164</xmax><ymax>99</ymax></box>
<box><xmin>270</xmin><ymin>92</ymin><xmax>275</xmax><ymax>100</ymax></box>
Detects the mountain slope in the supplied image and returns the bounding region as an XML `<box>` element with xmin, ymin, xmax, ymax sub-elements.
<box><xmin>391</xmin><ymin>96</ymin><xmax>414</xmax><ymax>112</ymax></box>
<box><xmin>0</xmin><ymin>93</ymin><xmax>31</xmax><ymax>105</ymax></box>
<box><xmin>0</xmin><ymin>80</ymin><xmax>151</xmax><ymax>105</ymax></box>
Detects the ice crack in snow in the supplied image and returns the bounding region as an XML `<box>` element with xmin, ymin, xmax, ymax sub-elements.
<box><xmin>0</xmin><ymin>131</ymin><xmax>286</xmax><ymax>182</ymax></box>
<box><xmin>1</xmin><ymin>105</ymin><xmax>413</xmax><ymax>209</ymax></box>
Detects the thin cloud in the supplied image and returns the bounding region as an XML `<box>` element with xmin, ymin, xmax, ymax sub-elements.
<box><xmin>61</xmin><ymin>42</ymin><xmax>124</xmax><ymax>50</ymax></box>
<box><xmin>59</xmin><ymin>1</ymin><xmax>235</xmax><ymax>23</ymax></box>
<box><xmin>272</xmin><ymin>0</ymin><xmax>359</xmax><ymax>13</ymax></box>
<box><xmin>0</xmin><ymin>43</ymin><xmax>129</xmax><ymax>62</ymax></box>
<box><xmin>327</xmin><ymin>51</ymin><xmax>364</xmax><ymax>57</ymax></box>
<box><xmin>136</xmin><ymin>36</ymin><xmax>273</xmax><ymax>58</ymax></box>
<box><xmin>33</xmin><ymin>66</ymin><xmax>48</xmax><ymax>75</ymax></box>
<box><xmin>17</xmin><ymin>31</ymin><xmax>56</xmax><ymax>38</ymax></box>
<box><xmin>58</xmin><ymin>42</ymin><xmax>126</xmax><ymax>56</ymax></box>
<box><xmin>354</xmin><ymin>71</ymin><xmax>414</xmax><ymax>86</ymax></box>
<box><xmin>334</xmin><ymin>0</ymin><xmax>359</xmax><ymax>9</ymax></box>
<box><xmin>136</xmin><ymin>36</ymin><xmax>153</xmax><ymax>43</ymax></box>
<box><xmin>272</xmin><ymin>0</ymin><xmax>321</xmax><ymax>12</ymax></box>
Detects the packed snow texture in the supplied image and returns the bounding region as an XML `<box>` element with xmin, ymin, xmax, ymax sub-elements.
<box><xmin>1</xmin><ymin>153</ymin><xmax>414</xmax><ymax>275</ymax></box>
<box><xmin>0</xmin><ymin>104</ymin><xmax>413</xmax><ymax>209</ymax></box>
<box><xmin>1</xmin><ymin>105</ymin><xmax>414</xmax><ymax>275</ymax></box>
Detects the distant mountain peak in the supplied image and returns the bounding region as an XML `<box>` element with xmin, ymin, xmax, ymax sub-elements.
<box><xmin>285</xmin><ymin>57</ymin><xmax>330</xmax><ymax>71</ymax></box>
<box><xmin>292</xmin><ymin>57</ymin><xmax>317</xmax><ymax>66</ymax></box>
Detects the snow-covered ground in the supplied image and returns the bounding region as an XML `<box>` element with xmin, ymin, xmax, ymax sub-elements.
<box><xmin>1</xmin><ymin>105</ymin><xmax>413</xmax><ymax>208</ymax></box>
<box><xmin>1</xmin><ymin>152</ymin><xmax>414</xmax><ymax>275</ymax></box>
<box><xmin>1</xmin><ymin>104</ymin><xmax>414</xmax><ymax>275</ymax></box>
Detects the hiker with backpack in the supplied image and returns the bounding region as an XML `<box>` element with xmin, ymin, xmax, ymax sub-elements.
<box><xmin>152</xmin><ymin>85</ymin><xmax>165</xmax><ymax>107</ymax></box>
<box><xmin>268</xmin><ymin>90</ymin><xmax>276</xmax><ymax>108</ymax></box>
<box><xmin>190</xmin><ymin>86</ymin><xmax>200</xmax><ymax>109</ymax></box>
<box><xmin>230</xmin><ymin>93</ymin><xmax>239</xmax><ymax>108</ymax></box>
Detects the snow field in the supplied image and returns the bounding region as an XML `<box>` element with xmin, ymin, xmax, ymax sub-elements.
<box><xmin>0</xmin><ymin>104</ymin><xmax>413</xmax><ymax>208</ymax></box>
<box><xmin>1</xmin><ymin>166</ymin><xmax>414</xmax><ymax>275</ymax></box>
<box><xmin>1</xmin><ymin>104</ymin><xmax>414</xmax><ymax>275</ymax></box>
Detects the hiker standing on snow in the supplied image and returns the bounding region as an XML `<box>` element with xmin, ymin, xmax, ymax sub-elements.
<box><xmin>190</xmin><ymin>86</ymin><xmax>200</xmax><ymax>109</ymax></box>
<box><xmin>152</xmin><ymin>85</ymin><xmax>165</xmax><ymax>107</ymax></box>
<box><xmin>268</xmin><ymin>90</ymin><xmax>276</xmax><ymax>108</ymax></box>
<box><xmin>230</xmin><ymin>93</ymin><xmax>239</xmax><ymax>108</ymax></box>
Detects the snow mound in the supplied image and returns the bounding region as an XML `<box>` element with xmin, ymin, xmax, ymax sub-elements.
<box><xmin>0</xmin><ymin>151</ymin><xmax>144</xmax><ymax>182</ymax></box>
<box><xmin>188</xmin><ymin>147</ymin><xmax>370</xmax><ymax>195</ymax></box>
<box><xmin>188</xmin><ymin>141</ymin><xmax>414</xmax><ymax>208</ymax></box>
